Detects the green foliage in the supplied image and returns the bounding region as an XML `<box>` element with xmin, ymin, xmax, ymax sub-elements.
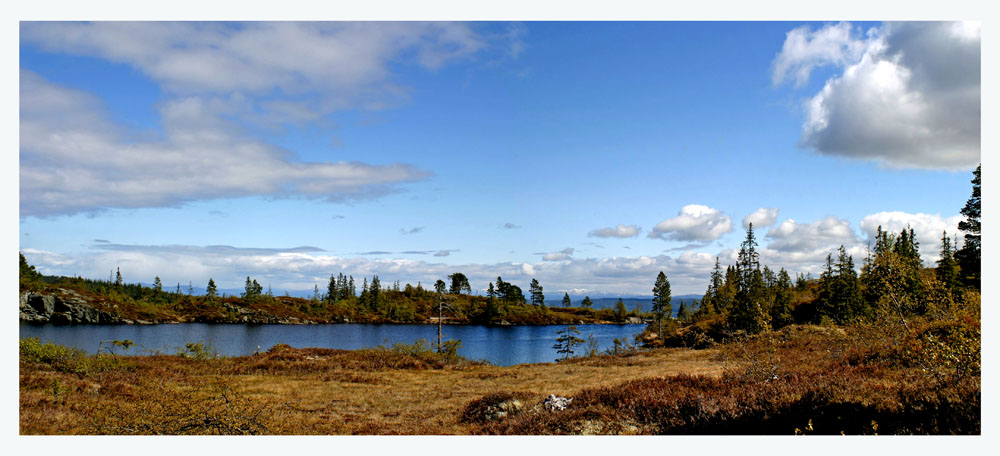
<box><xmin>652</xmin><ymin>271</ymin><xmax>672</xmax><ymax>331</ymax></box>
<box><xmin>727</xmin><ymin>224</ymin><xmax>770</xmax><ymax>334</ymax></box>
<box><xmin>553</xmin><ymin>326</ymin><xmax>585</xmax><ymax>361</ymax></box>
<box><xmin>580</xmin><ymin>296</ymin><xmax>593</xmax><ymax>308</ymax></box>
<box><xmin>562</xmin><ymin>292</ymin><xmax>572</xmax><ymax>307</ymax></box>
<box><xmin>19</xmin><ymin>252</ymin><xmax>44</xmax><ymax>289</ymax></box>
<box><xmin>529</xmin><ymin>278</ymin><xmax>544</xmax><ymax>307</ymax></box>
<box><xmin>20</xmin><ymin>337</ymin><xmax>133</xmax><ymax>375</ymax></box>
<box><xmin>448</xmin><ymin>273</ymin><xmax>472</xmax><ymax>295</ymax></box>
<box><xmin>177</xmin><ymin>341</ymin><xmax>220</xmax><ymax>360</ymax></box>
<box><xmin>815</xmin><ymin>246</ymin><xmax>867</xmax><ymax>324</ymax></box>
<box><xmin>614</xmin><ymin>298</ymin><xmax>628</xmax><ymax>322</ymax></box>
<box><xmin>955</xmin><ymin>164</ymin><xmax>980</xmax><ymax>289</ymax></box>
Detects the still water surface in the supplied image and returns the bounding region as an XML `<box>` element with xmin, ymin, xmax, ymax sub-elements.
<box><xmin>19</xmin><ymin>322</ymin><xmax>645</xmax><ymax>366</ymax></box>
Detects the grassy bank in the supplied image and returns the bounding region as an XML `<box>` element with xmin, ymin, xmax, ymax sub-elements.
<box><xmin>20</xmin><ymin>318</ymin><xmax>978</xmax><ymax>435</ymax></box>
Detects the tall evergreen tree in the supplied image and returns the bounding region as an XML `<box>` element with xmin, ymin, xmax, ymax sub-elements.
<box><xmin>581</xmin><ymin>296</ymin><xmax>593</xmax><ymax>308</ymax></box>
<box><xmin>728</xmin><ymin>224</ymin><xmax>770</xmax><ymax>334</ymax></box>
<box><xmin>529</xmin><ymin>278</ymin><xmax>545</xmax><ymax>306</ymax></box>
<box><xmin>327</xmin><ymin>274</ymin><xmax>338</xmax><ymax>304</ymax></box>
<box><xmin>206</xmin><ymin>278</ymin><xmax>217</xmax><ymax>298</ymax></box>
<box><xmin>936</xmin><ymin>230</ymin><xmax>960</xmax><ymax>292</ymax></box>
<box><xmin>771</xmin><ymin>268</ymin><xmax>794</xmax><ymax>328</ymax></box>
<box><xmin>115</xmin><ymin>267</ymin><xmax>123</xmax><ymax>286</ymax></box>
<box><xmin>562</xmin><ymin>292</ymin><xmax>572</xmax><ymax>307</ymax></box>
<box><xmin>434</xmin><ymin>279</ymin><xmax>447</xmax><ymax>294</ymax></box>
<box><xmin>956</xmin><ymin>164</ymin><xmax>981</xmax><ymax>288</ymax></box>
<box><xmin>153</xmin><ymin>276</ymin><xmax>162</xmax><ymax>293</ymax></box>
<box><xmin>651</xmin><ymin>271</ymin><xmax>672</xmax><ymax>336</ymax></box>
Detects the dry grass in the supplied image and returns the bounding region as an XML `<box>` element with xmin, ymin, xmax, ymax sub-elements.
<box><xmin>21</xmin><ymin>318</ymin><xmax>979</xmax><ymax>435</ymax></box>
<box><xmin>19</xmin><ymin>340</ymin><xmax>722</xmax><ymax>435</ymax></box>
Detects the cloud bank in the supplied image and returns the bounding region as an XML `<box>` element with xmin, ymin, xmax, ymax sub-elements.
<box><xmin>589</xmin><ymin>224</ymin><xmax>641</xmax><ymax>239</ymax></box>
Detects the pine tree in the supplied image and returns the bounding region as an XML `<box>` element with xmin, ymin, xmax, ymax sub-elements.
<box><xmin>153</xmin><ymin>276</ymin><xmax>162</xmax><ymax>293</ymax></box>
<box><xmin>562</xmin><ymin>292</ymin><xmax>572</xmax><ymax>307</ymax></box>
<box><xmin>434</xmin><ymin>279</ymin><xmax>447</xmax><ymax>294</ymax></box>
<box><xmin>581</xmin><ymin>296</ymin><xmax>593</xmax><ymax>308</ymax></box>
<box><xmin>448</xmin><ymin>272</ymin><xmax>471</xmax><ymax>295</ymax></box>
<box><xmin>529</xmin><ymin>278</ymin><xmax>544</xmax><ymax>306</ymax></box>
<box><xmin>956</xmin><ymin>164</ymin><xmax>981</xmax><ymax>288</ymax></box>
<box><xmin>651</xmin><ymin>271</ymin><xmax>672</xmax><ymax>335</ymax></box>
<box><xmin>552</xmin><ymin>326</ymin><xmax>584</xmax><ymax>361</ymax></box>
<box><xmin>614</xmin><ymin>298</ymin><xmax>628</xmax><ymax>322</ymax></box>
<box><xmin>115</xmin><ymin>267</ymin><xmax>123</xmax><ymax>286</ymax></box>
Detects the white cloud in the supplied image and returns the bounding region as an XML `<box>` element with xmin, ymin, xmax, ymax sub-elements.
<box><xmin>20</xmin><ymin>22</ymin><xmax>485</xmax><ymax>115</ymax></box>
<box><xmin>19</xmin><ymin>72</ymin><xmax>429</xmax><ymax>217</ymax></box>
<box><xmin>775</xmin><ymin>21</ymin><xmax>980</xmax><ymax>169</ymax></box>
<box><xmin>589</xmin><ymin>224</ymin><xmax>641</xmax><ymax>238</ymax></box>
<box><xmin>771</xmin><ymin>22</ymin><xmax>866</xmax><ymax>88</ymax></box>
<box><xmin>859</xmin><ymin>211</ymin><xmax>965</xmax><ymax>263</ymax></box>
<box><xmin>765</xmin><ymin>216</ymin><xmax>859</xmax><ymax>253</ymax></box>
<box><xmin>540</xmin><ymin>248</ymin><xmax>574</xmax><ymax>262</ymax></box>
<box><xmin>22</xmin><ymin>244</ymin><xmax>719</xmax><ymax>296</ymax></box>
<box><xmin>742</xmin><ymin>207</ymin><xmax>779</xmax><ymax>229</ymax></box>
<box><xmin>649</xmin><ymin>204</ymin><xmax>733</xmax><ymax>242</ymax></box>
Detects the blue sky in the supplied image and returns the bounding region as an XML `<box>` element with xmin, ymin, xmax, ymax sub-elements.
<box><xmin>18</xmin><ymin>21</ymin><xmax>981</xmax><ymax>296</ymax></box>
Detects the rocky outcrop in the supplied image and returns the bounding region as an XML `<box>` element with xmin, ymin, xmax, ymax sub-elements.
<box><xmin>20</xmin><ymin>289</ymin><xmax>124</xmax><ymax>325</ymax></box>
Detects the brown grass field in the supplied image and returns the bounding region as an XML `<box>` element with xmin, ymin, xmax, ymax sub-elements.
<box><xmin>19</xmin><ymin>320</ymin><xmax>979</xmax><ymax>435</ymax></box>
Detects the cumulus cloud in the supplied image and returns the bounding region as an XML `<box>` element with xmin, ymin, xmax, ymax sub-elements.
<box><xmin>766</xmin><ymin>216</ymin><xmax>859</xmax><ymax>253</ymax></box>
<box><xmin>859</xmin><ymin>211</ymin><xmax>965</xmax><ymax>262</ymax></box>
<box><xmin>589</xmin><ymin>224</ymin><xmax>641</xmax><ymax>239</ymax></box>
<box><xmin>743</xmin><ymin>207</ymin><xmax>779</xmax><ymax>229</ymax></box>
<box><xmin>649</xmin><ymin>205</ymin><xmax>733</xmax><ymax>242</ymax></box>
<box><xmin>19</xmin><ymin>72</ymin><xmax>430</xmax><ymax>217</ymax></box>
<box><xmin>774</xmin><ymin>21</ymin><xmax>980</xmax><ymax>169</ymax></box>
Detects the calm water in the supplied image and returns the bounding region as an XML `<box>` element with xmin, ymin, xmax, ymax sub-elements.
<box><xmin>19</xmin><ymin>322</ymin><xmax>645</xmax><ymax>366</ymax></box>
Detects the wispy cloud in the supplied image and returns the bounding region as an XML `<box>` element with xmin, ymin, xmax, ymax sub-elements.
<box><xmin>400</xmin><ymin>226</ymin><xmax>425</xmax><ymax>235</ymax></box>
<box><xmin>500</xmin><ymin>223</ymin><xmax>521</xmax><ymax>230</ymax></box>
<box><xmin>588</xmin><ymin>224</ymin><xmax>641</xmax><ymax>239</ymax></box>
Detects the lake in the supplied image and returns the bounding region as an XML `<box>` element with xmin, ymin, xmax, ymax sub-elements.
<box><xmin>19</xmin><ymin>322</ymin><xmax>646</xmax><ymax>366</ymax></box>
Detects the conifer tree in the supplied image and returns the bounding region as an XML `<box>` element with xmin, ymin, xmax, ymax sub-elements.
<box><xmin>153</xmin><ymin>276</ymin><xmax>162</xmax><ymax>293</ymax></box>
<box><xmin>614</xmin><ymin>298</ymin><xmax>628</xmax><ymax>322</ymax></box>
<box><xmin>327</xmin><ymin>274</ymin><xmax>338</xmax><ymax>304</ymax></box>
<box><xmin>728</xmin><ymin>224</ymin><xmax>770</xmax><ymax>334</ymax></box>
<box><xmin>448</xmin><ymin>272</ymin><xmax>471</xmax><ymax>295</ymax></box>
<box><xmin>115</xmin><ymin>267</ymin><xmax>123</xmax><ymax>286</ymax></box>
<box><xmin>562</xmin><ymin>292</ymin><xmax>572</xmax><ymax>307</ymax></box>
<box><xmin>581</xmin><ymin>296</ymin><xmax>593</xmax><ymax>308</ymax></box>
<box><xmin>529</xmin><ymin>278</ymin><xmax>544</xmax><ymax>306</ymax></box>
<box><xmin>936</xmin><ymin>231</ymin><xmax>960</xmax><ymax>292</ymax></box>
<box><xmin>652</xmin><ymin>271</ymin><xmax>672</xmax><ymax>335</ymax></box>
<box><xmin>956</xmin><ymin>164</ymin><xmax>981</xmax><ymax>288</ymax></box>
<box><xmin>206</xmin><ymin>278</ymin><xmax>217</xmax><ymax>299</ymax></box>
<box><xmin>771</xmin><ymin>268</ymin><xmax>794</xmax><ymax>328</ymax></box>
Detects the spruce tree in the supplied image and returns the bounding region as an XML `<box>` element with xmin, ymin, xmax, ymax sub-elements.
<box><xmin>206</xmin><ymin>278</ymin><xmax>217</xmax><ymax>298</ymax></box>
<box><xmin>728</xmin><ymin>224</ymin><xmax>770</xmax><ymax>334</ymax></box>
<box><xmin>956</xmin><ymin>164</ymin><xmax>981</xmax><ymax>289</ymax></box>
<box><xmin>581</xmin><ymin>296</ymin><xmax>593</xmax><ymax>308</ymax></box>
<box><xmin>936</xmin><ymin>231</ymin><xmax>960</xmax><ymax>292</ymax></box>
<box><xmin>562</xmin><ymin>292</ymin><xmax>572</xmax><ymax>307</ymax></box>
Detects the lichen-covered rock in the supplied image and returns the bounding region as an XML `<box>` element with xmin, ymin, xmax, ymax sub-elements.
<box><xmin>543</xmin><ymin>394</ymin><xmax>573</xmax><ymax>411</ymax></box>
